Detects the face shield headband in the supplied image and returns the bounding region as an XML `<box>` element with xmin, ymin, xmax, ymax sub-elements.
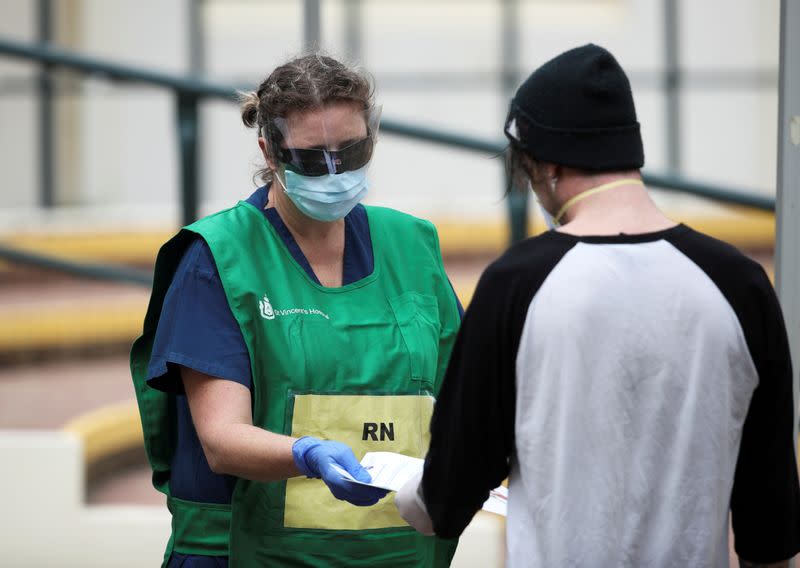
<box><xmin>266</xmin><ymin>105</ymin><xmax>382</xmax><ymax>177</ymax></box>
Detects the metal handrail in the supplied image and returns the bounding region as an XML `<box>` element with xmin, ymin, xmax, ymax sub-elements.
<box><xmin>642</xmin><ymin>173</ymin><xmax>774</xmax><ymax>211</ymax></box>
<box><xmin>0</xmin><ymin>243</ymin><xmax>152</xmax><ymax>287</ymax></box>
<box><xmin>0</xmin><ymin>35</ymin><xmax>777</xmax><ymax>283</ymax></box>
<box><xmin>0</xmin><ymin>38</ymin><xmax>236</xmax><ymax>99</ymax></box>
<box><xmin>0</xmin><ymin>37</ymin><xmax>776</xmax><ymax>211</ymax></box>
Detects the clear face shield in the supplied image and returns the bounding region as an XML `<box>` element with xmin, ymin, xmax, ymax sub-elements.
<box><xmin>263</xmin><ymin>104</ymin><xmax>381</xmax><ymax>222</ymax></box>
<box><xmin>266</xmin><ymin>104</ymin><xmax>382</xmax><ymax>177</ymax></box>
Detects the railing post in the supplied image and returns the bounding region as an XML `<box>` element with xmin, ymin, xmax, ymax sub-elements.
<box><xmin>343</xmin><ymin>0</ymin><xmax>362</xmax><ymax>61</ymax></box>
<box><xmin>177</xmin><ymin>93</ymin><xmax>199</xmax><ymax>226</ymax></box>
<box><xmin>304</xmin><ymin>0</ymin><xmax>322</xmax><ymax>51</ymax></box>
<box><xmin>188</xmin><ymin>0</ymin><xmax>205</xmax><ymax>74</ymax></box>
<box><xmin>38</xmin><ymin>0</ymin><xmax>55</xmax><ymax>208</ymax></box>
<box><xmin>501</xmin><ymin>0</ymin><xmax>528</xmax><ymax>244</ymax></box>
<box><xmin>664</xmin><ymin>0</ymin><xmax>682</xmax><ymax>172</ymax></box>
<box><xmin>506</xmin><ymin>183</ymin><xmax>529</xmax><ymax>244</ymax></box>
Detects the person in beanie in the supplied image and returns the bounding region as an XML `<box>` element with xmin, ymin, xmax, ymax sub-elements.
<box><xmin>396</xmin><ymin>44</ymin><xmax>800</xmax><ymax>567</ymax></box>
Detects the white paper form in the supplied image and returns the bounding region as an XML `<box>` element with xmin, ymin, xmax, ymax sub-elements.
<box><xmin>330</xmin><ymin>451</ymin><xmax>422</xmax><ymax>491</ymax></box>
<box><xmin>331</xmin><ymin>451</ymin><xmax>508</xmax><ymax>517</ymax></box>
<box><xmin>483</xmin><ymin>484</ymin><xmax>508</xmax><ymax>516</ymax></box>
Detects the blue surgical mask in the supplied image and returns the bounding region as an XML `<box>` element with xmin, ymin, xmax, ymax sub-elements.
<box><xmin>277</xmin><ymin>165</ymin><xmax>369</xmax><ymax>222</ymax></box>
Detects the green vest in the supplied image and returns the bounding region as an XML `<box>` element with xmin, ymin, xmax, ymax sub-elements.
<box><xmin>131</xmin><ymin>201</ymin><xmax>461</xmax><ymax>567</ymax></box>
<box><xmin>131</xmin><ymin>231</ymin><xmax>232</xmax><ymax>566</ymax></box>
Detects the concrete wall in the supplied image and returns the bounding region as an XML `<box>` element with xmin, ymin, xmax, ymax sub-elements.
<box><xmin>0</xmin><ymin>431</ymin><xmax>170</xmax><ymax>568</ymax></box>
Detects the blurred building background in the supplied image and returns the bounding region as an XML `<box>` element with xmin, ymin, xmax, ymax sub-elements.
<box><xmin>0</xmin><ymin>1</ymin><xmax>792</xmax><ymax>566</ymax></box>
<box><xmin>0</xmin><ymin>0</ymin><xmax>782</xmax><ymax>222</ymax></box>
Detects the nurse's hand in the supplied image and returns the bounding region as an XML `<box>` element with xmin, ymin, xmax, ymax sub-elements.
<box><xmin>292</xmin><ymin>436</ymin><xmax>390</xmax><ymax>506</ymax></box>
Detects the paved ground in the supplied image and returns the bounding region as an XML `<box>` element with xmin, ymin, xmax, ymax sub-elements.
<box><xmin>0</xmin><ymin>356</ymin><xmax>135</xmax><ymax>430</ymax></box>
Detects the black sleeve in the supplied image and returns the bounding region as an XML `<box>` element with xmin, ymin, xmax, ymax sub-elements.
<box><xmin>669</xmin><ymin>228</ymin><xmax>800</xmax><ymax>562</ymax></box>
<box><xmin>729</xmin><ymin>267</ymin><xmax>800</xmax><ymax>562</ymax></box>
<box><xmin>421</xmin><ymin>234</ymin><xmax>575</xmax><ymax>538</ymax></box>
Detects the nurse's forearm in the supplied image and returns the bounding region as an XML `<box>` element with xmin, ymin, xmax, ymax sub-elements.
<box><xmin>181</xmin><ymin>366</ymin><xmax>303</xmax><ymax>482</ymax></box>
<box><xmin>203</xmin><ymin>423</ymin><xmax>301</xmax><ymax>482</ymax></box>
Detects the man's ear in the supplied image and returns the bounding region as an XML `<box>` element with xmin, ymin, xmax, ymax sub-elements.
<box><xmin>541</xmin><ymin>161</ymin><xmax>560</xmax><ymax>182</ymax></box>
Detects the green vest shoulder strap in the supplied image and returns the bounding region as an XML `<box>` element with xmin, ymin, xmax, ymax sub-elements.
<box><xmin>362</xmin><ymin>205</ymin><xmax>461</xmax><ymax>389</ymax></box>
<box><xmin>130</xmin><ymin>207</ymin><xmax>243</xmax><ymax>562</ymax></box>
<box><xmin>131</xmin><ymin>202</ymin><xmax>237</xmax><ymax>489</ymax></box>
<box><xmin>130</xmin><ymin>228</ymin><xmax>197</xmax><ymax>493</ymax></box>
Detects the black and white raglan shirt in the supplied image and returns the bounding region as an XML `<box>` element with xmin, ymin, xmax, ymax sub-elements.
<box><xmin>422</xmin><ymin>224</ymin><xmax>800</xmax><ymax>567</ymax></box>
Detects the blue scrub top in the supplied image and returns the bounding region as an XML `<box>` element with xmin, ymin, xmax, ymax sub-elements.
<box><xmin>146</xmin><ymin>186</ymin><xmax>462</xmax><ymax>566</ymax></box>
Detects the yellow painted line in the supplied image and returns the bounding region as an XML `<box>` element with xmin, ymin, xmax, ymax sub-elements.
<box><xmin>435</xmin><ymin>222</ymin><xmax>509</xmax><ymax>256</ymax></box>
<box><xmin>0</xmin><ymin>231</ymin><xmax>171</xmax><ymax>264</ymax></box>
<box><xmin>0</xmin><ymin>212</ymin><xmax>776</xmax><ymax>270</ymax></box>
<box><xmin>681</xmin><ymin>210</ymin><xmax>775</xmax><ymax>249</ymax></box>
<box><xmin>452</xmin><ymin>282</ymin><xmax>476</xmax><ymax>307</ymax></box>
<box><xmin>0</xmin><ymin>211</ymin><xmax>774</xmax><ymax>353</ymax></box>
<box><xmin>62</xmin><ymin>401</ymin><xmax>143</xmax><ymax>468</ymax></box>
<box><xmin>0</xmin><ymin>300</ymin><xmax>146</xmax><ymax>351</ymax></box>
<box><xmin>435</xmin><ymin>213</ymin><xmax>775</xmax><ymax>254</ymax></box>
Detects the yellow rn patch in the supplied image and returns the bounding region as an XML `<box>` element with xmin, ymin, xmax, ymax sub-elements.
<box><xmin>284</xmin><ymin>394</ymin><xmax>434</xmax><ymax>530</ymax></box>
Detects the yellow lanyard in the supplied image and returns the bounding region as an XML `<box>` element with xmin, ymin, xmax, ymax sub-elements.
<box><xmin>553</xmin><ymin>178</ymin><xmax>645</xmax><ymax>225</ymax></box>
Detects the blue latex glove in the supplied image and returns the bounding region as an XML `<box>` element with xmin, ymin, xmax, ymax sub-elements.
<box><xmin>292</xmin><ymin>436</ymin><xmax>389</xmax><ymax>506</ymax></box>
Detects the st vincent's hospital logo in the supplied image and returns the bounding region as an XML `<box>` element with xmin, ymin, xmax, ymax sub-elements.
<box><xmin>259</xmin><ymin>295</ymin><xmax>275</xmax><ymax>320</ymax></box>
<box><xmin>259</xmin><ymin>294</ymin><xmax>330</xmax><ymax>321</ymax></box>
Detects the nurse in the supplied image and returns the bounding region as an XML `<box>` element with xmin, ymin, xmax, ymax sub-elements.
<box><xmin>131</xmin><ymin>53</ymin><xmax>462</xmax><ymax>567</ymax></box>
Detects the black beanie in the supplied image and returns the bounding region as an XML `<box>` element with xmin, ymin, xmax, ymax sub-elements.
<box><xmin>505</xmin><ymin>44</ymin><xmax>644</xmax><ymax>171</ymax></box>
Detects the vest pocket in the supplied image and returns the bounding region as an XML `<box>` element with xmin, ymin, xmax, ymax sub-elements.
<box><xmin>283</xmin><ymin>393</ymin><xmax>434</xmax><ymax>530</ymax></box>
<box><xmin>167</xmin><ymin>496</ymin><xmax>232</xmax><ymax>556</ymax></box>
<box><xmin>388</xmin><ymin>292</ymin><xmax>441</xmax><ymax>390</ymax></box>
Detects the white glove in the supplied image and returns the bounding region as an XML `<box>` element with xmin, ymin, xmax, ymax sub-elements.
<box><xmin>395</xmin><ymin>470</ymin><xmax>435</xmax><ymax>536</ymax></box>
